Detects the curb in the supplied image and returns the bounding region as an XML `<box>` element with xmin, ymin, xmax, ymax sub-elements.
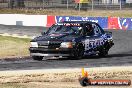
<box><xmin>0</xmin><ymin>33</ymin><xmax>36</xmax><ymax>39</ymax></box>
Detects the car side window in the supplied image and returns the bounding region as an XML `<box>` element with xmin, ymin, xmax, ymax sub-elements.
<box><xmin>92</xmin><ymin>24</ymin><xmax>102</xmax><ymax>35</ymax></box>
<box><xmin>85</xmin><ymin>24</ymin><xmax>94</xmax><ymax>36</ymax></box>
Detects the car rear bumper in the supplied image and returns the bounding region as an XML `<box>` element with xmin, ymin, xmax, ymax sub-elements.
<box><xmin>29</xmin><ymin>47</ymin><xmax>74</xmax><ymax>57</ymax></box>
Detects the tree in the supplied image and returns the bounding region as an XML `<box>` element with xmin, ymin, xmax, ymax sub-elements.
<box><xmin>8</xmin><ymin>0</ymin><xmax>15</xmax><ymax>9</ymax></box>
<box><xmin>15</xmin><ymin>0</ymin><xmax>25</xmax><ymax>8</ymax></box>
<box><xmin>8</xmin><ymin>0</ymin><xmax>25</xmax><ymax>8</ymax></box>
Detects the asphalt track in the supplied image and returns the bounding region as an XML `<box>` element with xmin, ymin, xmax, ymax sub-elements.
<box><xmin>0</xmin><ymin>25</ymin><xmax>132</xmax><ymax>71</ymax></box>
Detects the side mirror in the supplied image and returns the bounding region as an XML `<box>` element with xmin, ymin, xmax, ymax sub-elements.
<box><xmin>41</xmin><ymin>32</ymin><xmax>45</xmax><ymax>35</ymax></box>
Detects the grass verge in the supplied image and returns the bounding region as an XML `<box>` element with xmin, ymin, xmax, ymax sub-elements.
<box><xmin>0</xmin><ymin>8</ymin><xmax>132</xmax><ymax>17</ymax></box>
<box><xmin>0</xmin><ymin>35</ymin><xmax>31</xmax><ymax>59</ymax></box>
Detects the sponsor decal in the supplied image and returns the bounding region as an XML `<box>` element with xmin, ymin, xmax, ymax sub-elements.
<box><xmin>50</xmin><ymin>34</ymin><xmax>63</xmax><ymax>37</ymax></box>
<box><xmin>56</xmin><ymin>16</ymin><xmax>108</xmax><ymax>29</ymax></box>
<box><xmin>75</xmin><ymin>0</ymin><xmax>91</xmax><ymax>3</ymax></box>
<box><xmin>79</xmin><ymin>68</ymin><xmax>131</xmax><ymax>86</ymax></box>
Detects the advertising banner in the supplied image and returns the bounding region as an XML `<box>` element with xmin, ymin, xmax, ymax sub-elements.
<box><xmin>47</xmin><ymin>15</ymin><xmax>132</xmax><ymax>30</ymax></box>
<box><xmin>80</xmin><ymin>0</ymin><xmax>90</xmax><ymax>3</ymax></box>
<box><xmin>56</xmin><ymin>16</ymin><xmax>108</xmax><ymax>29</ymax></box>
<box><xmin>75</xmin><ymin>0</ymin><xmax>80</xmax><ymax>3</ymax></box>
<box><xmin>108</xmin><ymin>17</ymin><xmax>132</xmax><ymax>30</ymax></box>
<box><xmin>118</xmin><ymin>17</ymin><xmax>132</xmax><ymax>30</ymax></box>
<box><xmin>75</xmin><ymin>0</ymin><xmax>90</xmax><ymax>3</ymax></box>
<box><xmin>108</xmin><ymin>17</ymin><xmax>120</xmax><ymax>29</ymax></box>
<box><xmin>46</xmin><ymin>15</ymin><xmax>56</xmax><ymax>27</ymax></box>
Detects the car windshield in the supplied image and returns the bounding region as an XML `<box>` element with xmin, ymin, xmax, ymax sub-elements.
<box><xmin>46</xmin><ymin>24</ymin><xmax>82</xmax><ymax>35</ymax></box>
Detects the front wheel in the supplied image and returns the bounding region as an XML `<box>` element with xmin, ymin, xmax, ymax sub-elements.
<box><xmin>32</xmin><ymin>56</ymin><xmax>43</xmax><ymax>61</ymax></box>
<box><xmin>98</xmin><ymin>46</ymin><xmax>108</xmax><ymax>57</ymax></box>
<box><xmin>73</xmin><ymin>44</ymin><xmax>84</xmax><ymax>59</ymax></box>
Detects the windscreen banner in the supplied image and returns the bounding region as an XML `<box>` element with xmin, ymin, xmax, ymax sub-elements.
<box><xmin>56</xmin><ymin>16</ymin><xmax>108</xmax><ymax>29</ymax></box>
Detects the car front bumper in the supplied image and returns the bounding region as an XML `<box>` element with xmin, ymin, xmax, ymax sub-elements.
<box><xmin>29</xmin><ymin>47</ymin><xmax>74</xmax><ymax>57</ymax></box>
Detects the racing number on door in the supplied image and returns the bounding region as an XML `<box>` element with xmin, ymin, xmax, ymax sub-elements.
<box><xmin>85</xmin><ymin>39</ymin><xmax>95</xmax><ymax>51</ymax></box>
<box><xmin>85</xmin><ymin>38</ymin><xmax>104</xmax><ymax>51</ymax></box>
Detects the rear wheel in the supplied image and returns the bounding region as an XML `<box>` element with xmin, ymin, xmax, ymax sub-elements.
<box><xmin>32</xmin><ymin>56</ymin><xmax>43</xmax><ymax>61</ymax></box>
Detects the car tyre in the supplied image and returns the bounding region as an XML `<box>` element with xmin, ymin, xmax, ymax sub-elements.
<box><xmin>79</xmin><ymin>77</ymin><xmax>89</xmax><ymax>87</ymax></box>
<box><xmin>98</xmin><ymin>46</ymin><xmax>108</xmax><ymax>57</ymax></box>
<box><xmin>74</xmin><ymin>44</ymin><xmax>84</xmax><ymax>59</ymax></box>
<box><xmin>32</xmin><ymin>56</ymin><xmax>43</xmax><ymax>61</ymax></box>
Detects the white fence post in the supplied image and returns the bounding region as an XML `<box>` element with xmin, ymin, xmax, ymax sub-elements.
<box><xmin>67</xmin><ymin>0</ymin><xmax>69</xmax><ymax>10</ymax></box>
<box><xmin>43</xmin><ymin>0</ymin><xmax>44</xmax><ymax>9</ymax></box>
<box><xmin>79</xmin><ymin>2</ymin><xmax>80</xmax><ymax>11</ymax></box>
<box><xmin>120</xmin><ymin>0</ymin><xmax>122</xmax><ymax>10</ymax></box>
<box><xmin>92</xmin><ymin>0</ymin><xmax>93</xmax><ymax>11</ymax></box>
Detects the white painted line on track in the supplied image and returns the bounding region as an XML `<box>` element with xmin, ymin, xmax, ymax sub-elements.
<box><xmin>0</xmin><ymin>33</ymin><xmax>35</xmax><ymax>39</ymax></box>
<box><xmin>0</xmin><ymin>66</ymin><xmax>132</xmax><ymax>76</ymax></box>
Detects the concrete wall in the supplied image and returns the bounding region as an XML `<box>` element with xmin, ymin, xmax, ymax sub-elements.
<box><xmin>0</xmin><ymin>14</ymin><xmax>47</xmax><ymax>26</ymax></box>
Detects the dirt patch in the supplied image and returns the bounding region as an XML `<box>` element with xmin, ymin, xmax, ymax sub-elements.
<box><xmin>0</xmin><ymin>66</ymin><xmax>132</xmax><ymax>87</ymax></box>
<box><xmin>1</xmin><ymin>82</ymin><xmax>131</xmax><ymax>88</ymax></box>
<box><xmin>22</xmin><ymin>82</ymin><xmax>131</xmax><ymax>88</ymax></box>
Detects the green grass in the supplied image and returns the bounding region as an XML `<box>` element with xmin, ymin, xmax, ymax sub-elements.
<box><xmin>0</xmin><ymin>36</ymin><xmax>31</xmax><ymax>59</ymax></box>
<box><xmin>0</xmin><ymin>8</ymin><xmax>132</xmax><ymax>17</ymax></box>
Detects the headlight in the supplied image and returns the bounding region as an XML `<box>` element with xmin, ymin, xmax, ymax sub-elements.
<box><xmin>30</xmin><ymin>42</ymin><xmax>38</xmax><ymax>47</ymax></box>
<box><xmin>60</xmin><ymin>42</ymin><xmax>73</xmax><ymax>48</ymax></box>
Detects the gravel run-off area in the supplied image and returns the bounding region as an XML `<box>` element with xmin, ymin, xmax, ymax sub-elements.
<box><xmin>0</xmin><ymin>66</ymin><xmax>132</xmax><ymax>88</ymax></box>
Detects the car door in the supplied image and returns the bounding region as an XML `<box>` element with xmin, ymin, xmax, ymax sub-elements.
<box><xmin>92</xmin><ymin>23</ymin><xmax>105</xmax><ymax>48</ymax></box>
<box><xmin>84</xmin><ymin>23</ymin><xmax>104</xmax><ymax>55</ymax></box>
<box><xmin>84</xmin><ymin>23</ymin><xmax>95</xmax><ymax>54</ymax></box>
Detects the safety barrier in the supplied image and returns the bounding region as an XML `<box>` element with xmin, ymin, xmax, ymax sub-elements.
<box><xmin>0</xmin><ymin>14</ymin><xmax>47</xmax><ymax>27</ymax></box>
<box><xmin>47</xmin><ymin>16</ymin><xmax>132</xmax><ymax>30</ymax></box>
<box><xmin>0</xmin><ymin>14</ymin><xmax>132</xmax><ymax>30</ymax></box>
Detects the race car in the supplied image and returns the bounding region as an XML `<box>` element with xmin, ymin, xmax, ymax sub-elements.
<box><xmin>29</xmin><ymin>21</ymin><xmax>114</xmax><ymax>60</ymax></box>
